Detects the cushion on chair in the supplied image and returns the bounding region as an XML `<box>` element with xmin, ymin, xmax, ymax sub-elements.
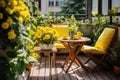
<box><xmin>94</xmin><ymin>28</ymin><xmax>115</xmax><ymax>52</ymax></box>
<box><xmin>52</xmin><ymin>24</ymin><xmax>69</xmax><ymax>49</ymax></box>
<box><xmin>82</xmin><ymin>27</ymin><xmax>115</xmax><ymax>55</ymax></box>
<box><xmin>82</xmin><ymin>45</ymin><xmax>106</xmax><ymax>54</ymax></box>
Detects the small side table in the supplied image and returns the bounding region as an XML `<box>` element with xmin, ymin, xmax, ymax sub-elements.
<box><xmin>34</xmin><ymin>47</ymin><xmax>57</xmax><ymax>80</ymax></box>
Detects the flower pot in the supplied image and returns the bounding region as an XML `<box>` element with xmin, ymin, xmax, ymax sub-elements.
<box><xmin>40</xmin><ymin>44</ymin><xmax>53</xmax><ymax>50</ymax></box>
<box><xmin>79</xmin><ymin>24</ymin><xmax>95</xmax><ymax>36</ymax></box>
<box><xmin>114</xmin><ymin>65</ymin><xmax>120</xmax><ymax>75</ymax></box>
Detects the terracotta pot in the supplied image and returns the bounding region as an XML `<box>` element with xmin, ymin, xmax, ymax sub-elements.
<box><xmin>114</xmin><ymin>65</ymin><xmax>120</xmax><ymax>75</ymax></box>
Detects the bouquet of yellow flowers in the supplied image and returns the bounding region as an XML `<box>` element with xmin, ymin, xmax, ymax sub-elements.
<box><xmin>33</xmin><ymin>26</ymin><xmax>58</xmax><ymax>45</ymax></box>
<box><xmin>0</xmin><ymin>0</ymin><xmax>35</xmax><ymax>80</ymax></box>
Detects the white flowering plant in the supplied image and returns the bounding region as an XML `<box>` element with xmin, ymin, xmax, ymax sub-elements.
<box><xmin>0</xmin><ymin>0</ymin><xmax>38</xmax><ymax>80</ymax></box>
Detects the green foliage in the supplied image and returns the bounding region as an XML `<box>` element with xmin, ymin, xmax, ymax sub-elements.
<box><xmin>43</xmin><ymin>13</ymin><xmax>53</xmax><ymax>26</ymax></box>
<box><xmin>90</xmin><ymin>16</ymin><xmax>109</xmax><ymax>45</ymax></box>
<box><xmin>53</xmin><ymin>16</ymin><xmax>65</xmax><ymax>24</ymax></box>
<box><xmin>24</xmin><ymin>0</ymin><xmax>39</xmax><ymax>16</ymax></box>
<box><xmin>67</xmin><ymin>15</ymin><xmax>78</xmax><ymax>32</ymax></box>
<box><xmin>60</xmin><ymin>0</ymin><xmax>86</xmax><ymax>14</ymax></box>
<box><xmin>25</xmin><ymin>14</ymin><xmax>44</xmax><ymax>29</ymax></box>
<box><xmin>110</xmin><ymin>40</ymin><xmax>120</xmax><ymax>66</ymax></box>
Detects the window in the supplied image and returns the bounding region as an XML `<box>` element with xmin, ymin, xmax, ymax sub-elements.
<box><xmin>56</xmin><ymin>0</ymin><xmax>62</xmax><ymax>6</ymax></box>
<box><xmin>49</xmin><ymin>0</ymin><xmax>54</xmax><ymax>6</ymax></box>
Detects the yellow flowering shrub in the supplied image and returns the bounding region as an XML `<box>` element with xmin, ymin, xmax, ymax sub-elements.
<box><xmin>33</xmin><ymin>26</ymin><xmax>58</xmax><ymax>45</ymax></box>
<box><xmin>30</xmin><ymin>52</ymin><xmax>39</xmax><ymax>60</ymax></box>
<box><xmin>0</xmin><ymin>0</ymin><xmax>35</xmax><ymax>80</ymax></box>
<box><xmin>8</xmin><ymin>29</ymin><xmax>16</xmax><ymax>40</ymax></box>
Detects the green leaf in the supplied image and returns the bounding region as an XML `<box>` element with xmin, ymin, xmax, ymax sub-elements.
<box><xmin>20</xmin><ymin>34</ymin><xmax>34</xmax><ymax>45</ymax></box>
<box><xmin>27</xmin><ymin>56</ymin><xmax>38</xmax><ymax>63</ymax></box>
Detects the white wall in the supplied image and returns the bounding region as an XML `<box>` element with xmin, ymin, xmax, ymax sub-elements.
<box><xmin>92</xmin><ymin>0</ymin><xmax>98</xmax><ymax>11</ymax></box>
<box><xmin>40</xmin><ymin>0</ymin><xmax>62</xmax><ymax>14</ymax></box>
<box><xmin>41</xmin><ymin>0</ymin><xmax>48</xmax><ymax>14</ymax></box>
<box><xmin>102</xmin><ymin>0</ymin><xmax>108</xmax><ymax>15</ymax></box>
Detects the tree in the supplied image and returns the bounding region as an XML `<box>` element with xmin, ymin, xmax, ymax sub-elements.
<box><xmin>60</xmin><ymin>0</ymin><xmax>86</xmax><ymax>14</ymax></box>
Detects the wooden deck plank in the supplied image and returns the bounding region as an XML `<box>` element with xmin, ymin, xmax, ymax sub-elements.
<box><xmin>76</xmin><ymin>55</ymin><xmax>92</xmax><ymax>80</ymax></box>
<box><xmin>58</xmin><ymin>61</ymin><xmax>72</xmax><ymax>80</ymax></box>
<box><xmin>80</xmin><ymin>55</ymin><xmax>101</xmax><ymax>80</ymax></box>
<box><xmin>29</xmin><ymin>54</ymin><xmax>120</xmax><ymax>80</ymax></box>
<box><xmin>38</xmin><ymin>57</ymin><xmax>46</xmax><ymax>80</ymax></box>
<box><xmin>51</xmin><ymin>57</ymin><xmax>57</xmax><ymax>80</ymax></box>
<box><xmin>81</xmin><ymin>55</ymin><xmax>118</xmax><ymax>80</ymax></box>
<box><xmin>29</xmin><ymin>63</ymin><xmax>40</xmax><ymax>80</ymax></box>
<box><xmin>70</xmin><ymin>63</ymin><xmax>84</xmax><ymax>80</ymax></box>
<box><xmin>68</xmin><ymin>66</ymin><xmax>78</xmax><ymax>80</ymax></box>
<box><xmin>44</xmin><ymin>57</ymin><xmax>50</xmax><ymax>80</ymax></box>
<box><xmin>56</xmin><ymin>61</ymin><xmax>65</xmax><ymax>80</ymax></box>
<box><xmin>81</xmin><ymin>55</ymin><xmax>110</xmax><ymax>80</ymax></box>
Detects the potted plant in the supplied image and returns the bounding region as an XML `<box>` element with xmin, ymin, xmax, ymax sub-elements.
<box><xmin>79</xmin><ymin>19</ymin><xmax>95</xmax><ymax>36</ymax></box>
<box><xmin>110</xmin><ymin>40</ymin><xmax>120</xmax><ymax>74</ymax></box>
<box><xmin>69</xmin><ymin>25</ymin><xmax>78</xmax><ymax>39</ymax></box>
<box><xmin>32</xmin><ymin>26</ymin><xmax>58</xmax><ymax>50</ymax></box>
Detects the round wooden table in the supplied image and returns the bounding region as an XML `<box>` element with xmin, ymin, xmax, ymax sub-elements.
<box><xmin>58</xmin><ymin>37</ymin><xmax>91</xmax><ymax>73</ymax></box>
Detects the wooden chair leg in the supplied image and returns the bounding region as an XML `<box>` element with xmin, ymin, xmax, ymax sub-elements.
<box><xmin>92</xmin><ymin>55</ymin><xmax>106</xmax><ymax>71</ymax></box>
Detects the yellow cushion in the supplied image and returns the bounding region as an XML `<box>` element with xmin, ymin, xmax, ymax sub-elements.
<box><xmin>52</xmin><ymin>24</ymin><xmax>69</xmax><ymax>49</ymax></box>
<box><xmin>52</xmin><ymin>26</ymin><xmax>69</xmax><ymax>37</ymax></box>
<box><xmin>81</xmin><ymin>45</ymin><xmax>106</xmax><ymax>54</ymax></box>
<box><xmin>54</xmin><ymin>43</ymin><xmax>66</xmax><ymax>49</ymax></box>
<box><xmin>94</xmin><ymin>28</ymin><xmax>115</xmax><ymax>52</ymax></box>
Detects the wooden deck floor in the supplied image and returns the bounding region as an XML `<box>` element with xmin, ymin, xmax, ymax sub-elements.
<box><xmin>28</xmin><ymin>54</ymin><xmax>120</xmax><ymax>80</ymax></box>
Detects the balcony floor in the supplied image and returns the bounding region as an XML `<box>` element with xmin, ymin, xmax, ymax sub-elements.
<box><xmin>28</xmin><ymin>54</ymin><xmax>120</xmax><ymax>80</ymax></box>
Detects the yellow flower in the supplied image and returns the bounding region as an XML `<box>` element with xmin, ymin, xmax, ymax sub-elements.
<box><xmin>0</xmin><ymin>0</ymin><xmax>6</xmax><ymax>8</ymax></box>
<box><xmin>113</xmin><ymin>6</ymin><xmax>119</xmax><ymax>14</ymax></box>
<box><xmin>26</xmin><ymin>12</ymin><xmax>31</xmax><ymax>19</ymax></box>
<box><xmin>8</xmin><ymin>29</ymin><xmax>16</xmax><ymax>40</ymax></box>
<box><xmin>1</xmin><ymin>22</ymin><xmax>9</xmax><ymax>29</ymax></box>
<box><xmin>48</xmin><ymin>30</ymin><xmax>54</xmax><ymax>34</ymax></box>
<box><xmin>20</xmin><ymin>11</ymin><xmax>25</xmax><ymax>17</ymax></box>
<box><xmin>33</xmin><ymin>27</ymin><xmax>58</xmax><ymax>45</ymax></box>
<box><xmin>92</xmin><ymin>10</ymin><xmax>98</xmax><ymax>16</ymax></box>
<box><xmin>5</xmin><ymin>7</ymin><xmax>13</xmax><ymax>14</ymax></box>
<box><xmin>14</xmin><ymin>6</ymin><xmax>22</xmax><ymax>12</ymax></box>
<box><xmin>44</xmin><ymin>34</ymin><xmax>50</xmax><ymax>40</ymax></box>
<box><xmin>9</xmin><ymin>0</ymin><xmax>18</xmax><ymax>8</ymax></box>
<box><xmin>30</xmin><ymin>53</ymin><xmax>39</xmax><ymax>60</ymax></box>
<box><xmin>0</xmin><ymin>12</ymin><xmax>3</xmax><ymax>19</ymax></box>
<box><xmin>18</xmin><ymin>16</ymin><xmax>23</xmax><ymax>23</ymax></box>
<box><xmin>7</xmin><ymin>17</ymin><xmax>13</xmax><ymax>25</ymax></box>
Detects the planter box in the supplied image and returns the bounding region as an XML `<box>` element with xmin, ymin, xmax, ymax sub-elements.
<box><xmin>79</xmin><ymin>24</ymin><xmax>95</xmax><ymax>36</ymax></box>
